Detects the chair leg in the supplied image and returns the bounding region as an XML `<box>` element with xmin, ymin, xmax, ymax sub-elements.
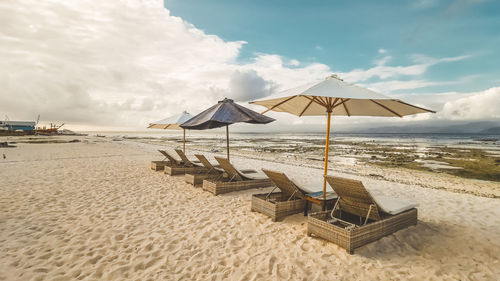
<box><xmin>364</xmin><ymin>205</ymin><xmax>373</xmax><ymax>225</ymax></box>
<box><xmin>330</xmin><ymin>199</ymin><xmax>340</xmax><ymax>219</ymax></box>
<box><xmin>287</xmin><ymin>190</ymin><xmax>298</xmax><ymax>201</ymax></box>
<box><xmin>265</xmin><ymin>186</ymin><xmax>277</xmax><ymax>200</ymax></box>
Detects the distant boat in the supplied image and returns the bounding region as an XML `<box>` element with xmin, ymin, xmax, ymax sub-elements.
<box><xmin>34</xmin><ymin>123</ymin><xmax>65</xmax><ymax>135</ymax></box>
<box><xmin>0</xmin><ymin>120</ymin><xmax>36</xmax><ymax>131</ymax></box>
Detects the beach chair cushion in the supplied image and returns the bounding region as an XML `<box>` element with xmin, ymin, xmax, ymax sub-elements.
<box><xmin>295</xmin><ymin>181</ymin><xmax>324</xmax><ymax>194</ymax></box>
<box><xmin>262</xmin><ymin>169</ymin><xmax>338</xmax><ymax>201</ymax></box>
<box><xmin>262</xmin><ymin>169</ymin><xmax>305</xmax><ymax>198</ymax></box>
<box><xmin>288</xmin><ymin>175</ymin><xmax>338</xmax><ymax>198</ymax></box>
<box><xmin>371</xmin><ymin>195</ymin><xmax>418</xmax><ymax>215</ymax></box>
<box><xmin>325</xmin><ymin>175</ymin><xmax>417</xmax><ymax>219</ymax></box>
<box><xmin>239</xmin><ymin>170</ymin><xmax>268</xmax><ymax>180</ymax></box>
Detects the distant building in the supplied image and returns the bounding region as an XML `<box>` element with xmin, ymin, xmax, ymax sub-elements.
<box><xmin>0</xmin><ymin>121</ymin><xmax>36</xmax><ymax>131</ymax></box>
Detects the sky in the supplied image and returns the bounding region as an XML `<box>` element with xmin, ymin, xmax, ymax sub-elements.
<box><xmin>0</xmin><ymin>0</ymin><xmax>499</xmax><ymax>132</ymax></box>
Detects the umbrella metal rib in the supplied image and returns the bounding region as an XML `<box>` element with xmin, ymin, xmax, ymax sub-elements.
<box><xmin>261</xmin><ymin>96</ymin><xmax>297</xmax><ymax>115</ymax></box>
<box><xmin>299</xmin><ymin>98</ymin><xmax>315</xmax><ymax>117</ymax></box>
<box><xmin>341</xmin><ymin>99</ymin><xmax>350</xmax><ymax>116</ymax></box>
<box><xmin>370</xmin><ymin>99</ymin><xmax>402</xmax><ymax>117</ymax></box>
<box><xmin>397</xmin><ymin>100</ymin><xmax>437</xmax><ymax>113</ymax></box>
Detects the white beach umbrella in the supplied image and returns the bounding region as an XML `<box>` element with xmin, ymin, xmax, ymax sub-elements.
<box><xmin>250</xmin><ymin>75</ymin><xmax>435</xmax><ymax>201</ymax></box>
<box><xmin>148</xmin><ymin>111</ymin><xmax>193</xmax><ymax>152</ymax></box>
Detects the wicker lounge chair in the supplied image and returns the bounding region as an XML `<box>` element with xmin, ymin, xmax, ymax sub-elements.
<box><xmin>151</xmin><ymin>150</ymin><xmax>183</xmax><ymax>171</ymax></box>
<box><xmin>307</xmin><ymin>175</ymin><xmax>418</xmax><ymax>254</ymax></box>
<box><xmin>195</xmin><ymin>154</ymin><xmax>222</xmax><ymax>173</ymax></box>
<box><xmin>161</xmin><ymin>150</ymin><xmax>205</xmax><ymax>176</ymax></box>
<box><xmin>202</xmin><ymin>157</ymin><xmax>272</xmax><ymax>195</ymax></box>
<box><xmin>184</xmin><ymin>154</ymin><xmax>223</xmax><ymax>186</ymax></box>
<box><xmin>251</xmin><ymin>169</ymin><xmax>338</xmax><ymax>221</ymax></box>
<box><xmin>160</xmin><ymin>150</ymin><xmax>184</xmax><ymax>165</ymax></box>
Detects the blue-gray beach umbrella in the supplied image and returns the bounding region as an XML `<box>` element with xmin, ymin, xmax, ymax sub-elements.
<box><xmin>181</xmin><ymin>98</ymin><xmax>275</xmax><ymax>161</ymax></box>
<box><xmin>148</xmin><ymin>111</ymin><xmax>193</xmax><ymax>152</ymax></box>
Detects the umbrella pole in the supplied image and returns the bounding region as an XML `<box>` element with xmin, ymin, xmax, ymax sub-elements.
<box><xmin>226</xmin><ymin>125</ymin><xmax>230</xmax><ymax>161</ymax></box>
<box><xmin>183</xmin><ymin>128</ymin><xmax>186</xmax><ymax>153</ymax></box>
<box><xmin>323</xmin><ymin>111</ymin><xmax>332</xmax><ymax>204</ymax></box>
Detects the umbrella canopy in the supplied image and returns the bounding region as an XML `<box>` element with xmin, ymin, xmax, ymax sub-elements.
<box><xmin>181</xmin><ymin>98</ymin><xmax>275</xmax><ymax>160</ymax></box>
<box><xmin>251</xmin><ymin>75</ymin><xmax>434</xmax><ymax>117</ymax></box>
<box><xmin>181</xmin><ymin>98</ymin><xmax>274</xmax><ymax>129</ymax></box>
<box><xmin>148</xmin><ymin>111</ymin><xmax>194</xmax><ymax>152</ymax></box>
<box><xmin>250</xmin><ymin>75</ymin><xmax>435</xmax><ymax>201</ymax></box>
<box><xmin>148</xmin><ymin>111</ymin><xmax>193</xmax><ymax>130</ymax></box>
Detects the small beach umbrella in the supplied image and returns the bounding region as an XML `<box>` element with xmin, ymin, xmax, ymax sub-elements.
<box><xmin>250</xmin><ymin>75</ymin><xmax>435</xmax><ymax>201</ymax></box>
<box><xmin>180</xmin><ymin>98</ymin><xmax>275</xmax><ymax>161</ymax></box>
<box><xmin>148</xmin><ymin>111</ymin><xmax>193</xmax><ymax>152</ymax></box>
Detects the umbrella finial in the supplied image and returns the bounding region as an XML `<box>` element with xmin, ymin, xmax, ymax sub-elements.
<box><xmin>326</xmin><ymin>74</ymin><xmax>343</xmax><ymax>81</ymax></box>
<box><xmin>218</xmin><ymin>98</ymin><xmax>234</xmax><ymax>103</ymax></box>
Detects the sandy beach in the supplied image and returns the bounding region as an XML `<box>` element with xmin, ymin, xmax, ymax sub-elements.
<box><xmin>1</xmin><ymin>136</ymin><xmax>499</xmax><ymax>280</ymax></box>
<box><xmin>4</xmin><ymin>0</ymin><xmax>500</xmax><ymax>280</ymax></box>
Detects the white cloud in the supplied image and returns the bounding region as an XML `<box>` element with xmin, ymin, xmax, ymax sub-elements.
<box><xmin>242</xmin><ymin>54</ymin><xmax>330</xmax><ymax>90</ymax></box>
<box><xmin>0</xmin><ymin>0</ymin><xmax>242</xmax><ymax>127</ymax></box>
<box><xmin>378</xmin><ymin>48</ymin><xmax>387</xmax><ymax>54</ymax></box>
<box><xmin>288</xmin><ymin>59</ymin><xmax>300</xmax><ymax>66</ymax></box>
<box><xmin>226</xmin><ymin>70</ymin><xmax>276</xmax><ymax>102</ymax></box>
<box><xmin>391</xmin><ymin>87</ymin><xmax>500</xmax><ymax>123</ymax></box>
<box><xmin>339</xmin><ymin>54</ymin><xmax>470</xmax><ymax>83</ymax></box>
<box><xmin>410</xmin><ymin>53</ymin><xmax>471</xmax><ymax>64</ymax></box>
<box><xmin>366</xmin><ymin>79</ymin><xmax>458</xmax><ymax>92</ymax></box>
<box><xmin>439</xmin><ymin>87</ymin><xmax>500</xmax><ymax>120</ymax></box>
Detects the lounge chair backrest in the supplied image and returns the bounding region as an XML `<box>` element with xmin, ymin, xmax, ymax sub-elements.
<box><xmin>158</xmin><ymin>150</ymin><xmax>181</xmax><ymax>165</ymax></box>
<box><xmin>174</xmin><ymin>149</ymin><xmax>193</xmax><ymax>167</ymax></box>
<box><xmin>158</xmin><ymin>149</ymin><xmax>168</xmax><ymax>160</ymax></box>
<box><xmin>214</xmin><ymin>157</ymin><xmax>243</xmax><ymax>181</ymax></box>
<box><xmin>325</xmin><ymin>175</ymin><xmax>381</xmax><ymax>221</ymax></box>
<box><xmin>195</xmin><ymin>154</ymin><xmax>215</xmax><ymax>170</ymax></box>
<box><xmin>262</xmin><ymin>169</ymin><xmax>306</xmax><ymax>199</ymax></box>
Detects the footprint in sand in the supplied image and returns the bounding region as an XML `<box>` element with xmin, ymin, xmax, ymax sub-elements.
<box><xmin>71</xmin><ymin>269</ymin><xmax>82</xmax><ymax>278</ymax></box>
<box><xmin>88</xmin><ymin>255</ymin><xmax>102</xmax><ymax>264</ymax></box>
<box><xmin>268</xmin><ymin>256</ymin><xmax>276</xmax><ymax>274</ymax></box>
<box><xmin>33</xmin><ymin>267</ymin><xmax>49</xmax><ymax>273</ymax></box>
<box><xmin>38</xmin><ymin>252</ymin><xmax>52</xmax><ymax>260</ymax></box>
<box><xmin>299</xmin><ymin>241</ymin><xmax>311</xmax><ymax>251</ymax></box>
<box><xmin>144</xmin><ymin>257</ymin><xmax>161</xmax><ymax>269</ymax></box>
<box><xmin>275</xmin><ymin>264</ymin><xmax>288</xmax><ymax>279</ymax></box>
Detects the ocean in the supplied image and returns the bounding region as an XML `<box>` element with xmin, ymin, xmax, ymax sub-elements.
<box><xmin>83</xmin><ymin>130</ymin><xmax>500</xmax><ymax>152</ymax></box>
